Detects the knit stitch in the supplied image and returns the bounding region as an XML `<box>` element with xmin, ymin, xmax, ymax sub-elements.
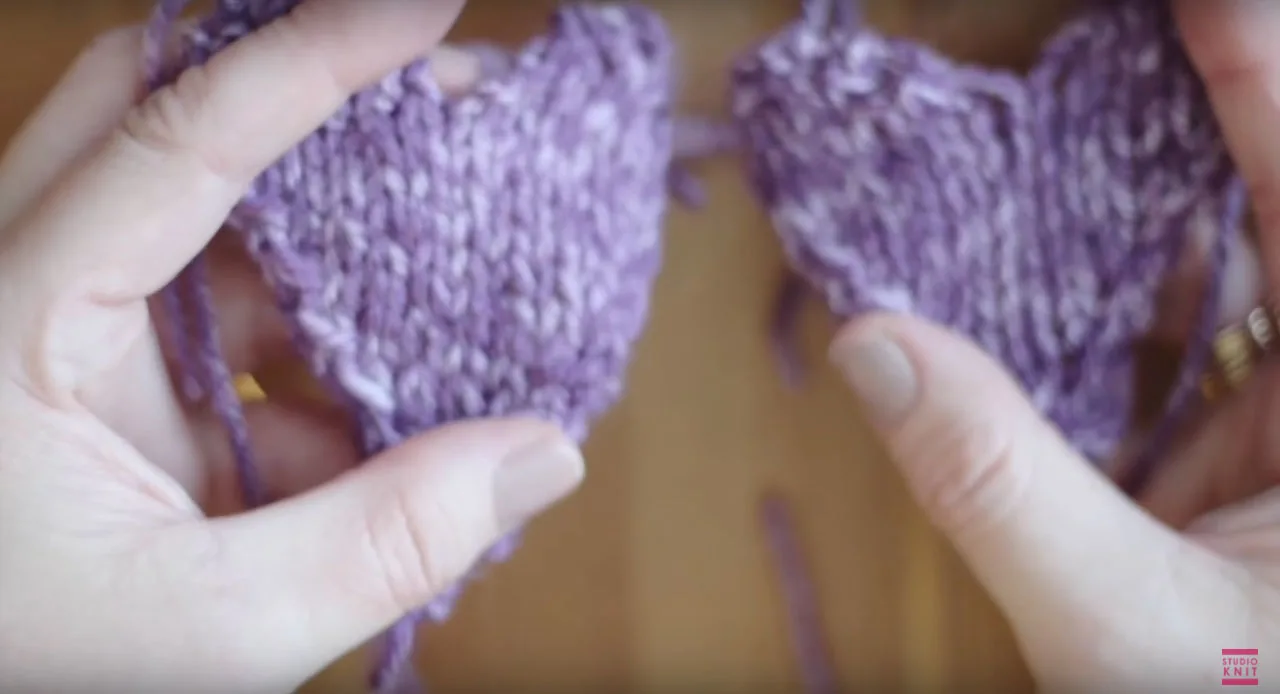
<box><xmin>732</xmin><ymin>0</ymin><xmax>1245</xmax><ymax>478</ymax></box>
<box><xmin>144</xmin><ymin>1</ymin><xmax>694</xmax><ymax>690</ymax></box>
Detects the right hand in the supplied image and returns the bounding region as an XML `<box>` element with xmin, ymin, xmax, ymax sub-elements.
<box><xmin>824</xmin><ymin>5</ymin><xmax>1280</xmax><ymax>690</ymax></box>
<box><xmin>828</xmin><ymin>310</ymin><xmax>1278</xmax><ymax>692</ymax></box>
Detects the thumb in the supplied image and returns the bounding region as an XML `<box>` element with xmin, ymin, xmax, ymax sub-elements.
<box><xmin>827</xmin><ymin>314</ymin><xmax>1245</xmax><ymax>682</ymax></box>
<box><xmin>204</xmin><ymin>417</ymin><xmax>584</xmax><ymax>685</ymax></box>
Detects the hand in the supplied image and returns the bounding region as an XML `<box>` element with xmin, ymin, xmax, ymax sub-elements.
<box><xmin>824</xmin><ymin>6</ymin><xmax>1280</xmax><ymax>690</ymax></box>
<box><xmin>1138</xmin><ymin>0</ymin><xmax>1280</xmax><ymax>526</ymax></box>
<box><xmin>829</xmin><ymin>312</ymin><xmax>1274</xmax><ymax>691</ymax></box>
<box><xmin>0</xmin><ymin>3</ymin><xmax>584</xmax><ymax>693</ymax></box>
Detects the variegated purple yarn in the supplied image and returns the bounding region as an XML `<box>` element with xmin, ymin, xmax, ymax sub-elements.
<box><xmin>733</xmin><ymin>0</ymin><xmax>1245</xmax><ymax>480</ymax></box>
<box><xmin>144</xmin><ymin>0</ymin><xmax>686</xmax><ymax>690</ymax></box>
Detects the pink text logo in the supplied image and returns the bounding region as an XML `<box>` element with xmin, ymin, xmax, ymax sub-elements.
<box><xmin>1223</xmin><ymin>649</ymin><xmax>1260</xmax><ymax>686</ymax></box>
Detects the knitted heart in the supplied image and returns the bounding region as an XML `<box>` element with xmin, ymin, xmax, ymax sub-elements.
<box><xmin>145</xmin><ymin>1</ymin><xmax>683</xmax><ymax>690</ymax></box>
<box><xmin>731</xmin><ymin>0</ymin><xmax>1245</xmax><ymax>475</ymax></box>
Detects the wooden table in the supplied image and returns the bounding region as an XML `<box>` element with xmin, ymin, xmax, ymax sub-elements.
<box><xmin>0</xmin><ymin>1</ymin><xmax>1085</xmax><ymax>691</ymax></box>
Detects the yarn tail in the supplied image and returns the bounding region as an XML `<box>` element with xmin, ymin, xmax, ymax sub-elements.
<box><xmin>668</xmin><ymin>117</ymin><xmax>816</xmax><ymax>390</ymax></box>
<box><xmin>668</xmin><ymin>115</ymin><xmax>739</xmax><ymax>207</ymax></box>
<box><xmin>185</xmin><ymin>256</ymin><xmax>267</xmax><ymax>505</ymax></box>
<box><xmin>145</xmin><ymin>0</ymin><xmax>205</xmax><ymax>403</ymax></box>
<box><xmin>144</xmin><ymin>0</ymin><xmax>266</xmax><ymax>509</ymax></box>
<box><xmin>770</xmin><ymin>271</ymin><xmax>810</xmax><ymax>387</ymax></box>
<box><xmin>760</xmin><ymin>492</ymin><xmax>839</xmax><ymax>694</ymax></box>
<box><xmin>159</xmin><ymin>270</ymin><xmax>205</xmax><ymax>401</ymax></box>
<box><xmin>802</xmin><ymin>0</ymin><xmax>860</xmax><ymax>31</ymax></box>
<box><xmin>372</xmin><ymin>617</ymin><xmax>425</xmax><ymax>694</ymax></box>
<box><xmin>1121</xmin><ymin>178</ymin><xmax>1247</xmax><ymax>495</ymax></box>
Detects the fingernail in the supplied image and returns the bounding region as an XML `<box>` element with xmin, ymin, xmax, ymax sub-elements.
<box><xmin>430</xmin><ymin>45</ymin><xmax>484</xmax><ymax>95</ymax></box>
<box><xmin>829</xmin><ymin>332</ymin><xmax>919</xmax><ymax>429</ymax></box>
<box><xmin>493</xmin><ymin>437</ymin><xmax>585</xmax><ymax>532</ymax></box>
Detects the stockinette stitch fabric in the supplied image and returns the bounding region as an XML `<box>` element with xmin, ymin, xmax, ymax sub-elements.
<box><xmin>143</xmin><ymin>0</ymin><xmax>696</xmax><ymax>690</ymax></box>
<box><xmin>732</xmin><ymin>0</ymin><xmax>1246</xmax><ymax>483</ymax></box>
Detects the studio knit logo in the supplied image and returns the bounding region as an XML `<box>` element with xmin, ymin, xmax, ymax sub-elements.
<box><xmin>1222</xmin><ymin>649</ymin><xmax>1259</xmax><ymax>686</ymax></box>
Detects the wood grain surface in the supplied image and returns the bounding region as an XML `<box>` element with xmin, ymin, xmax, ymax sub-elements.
<box><xmin>0</xmin><ymin>1</ymin><xmax>1086</xmax><ymax>691</ymax></box>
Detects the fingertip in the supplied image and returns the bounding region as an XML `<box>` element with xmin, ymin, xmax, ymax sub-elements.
<box><xmin>430</xmin><ymin>45</ymin><xmax>484</xmax><ymax>95</ymax></box>
<box><xmin>492</xmin><ymin>432</ymin><xmax>585</xmax><ymax>534</ymax></box>
<box><xmin>827</xmin><ymin>313</ymin><xmax>922</xmax><ymax>431</ymax></box>
<box><xmin>828</xmin><ymin>310</ymin><xmax>910</xmax><ymax>350</ymax></box>
<box><xmin>824</xmin><ymin>313</ymin><xmax>1219</xmax><ymax>647</ymax></box>
<box><xmin>828</xmin><ymin>311</ymin><xmax>1027</xmax><ymax>412</ymax></box>
<box><xmin>286</xmin><ymin>0</ymin><xmax>467</xmax><ymax>89</ymax></box>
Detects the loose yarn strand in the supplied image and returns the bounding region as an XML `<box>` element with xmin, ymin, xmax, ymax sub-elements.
<box><xmin>769</xmin><ymin>271</ymin><xmax>810</xmax><ymax>388</ymax></box>
<box><xmin>1123</xmin><ymin>178</ymin><xmax>1246</xmax><ymax>494</ymax></box>
<box><xmin>760</xmin><ymin>492</ymin><xmax>839</xmax><ymax>694</ymax></box>
<box><xmin>187</xmin><ymin>256</ymin><xmax>267</xmax><ymax>505</ymax></box>
<box><xmin>801</xmin><ymin>0</ymin><xmax>859</xmax><ymax>32</ymax></box>
<box><xmin>668</xmin><ymin>115</ymin><xmax>740</xmax><ymax>207</ymax></box>
<box><xmin>143</xmin><ymin>0</ymin><xmax>266</xmax><ymax>508</ymax></box>
<box><xmin>145</xmin><ymin>0</ymin><xmax>205</xmax><ymax>403</ymax></box>
<box><xmin>372</xmin><ymin>618</ymin><xmax>424</xmax><ymax>694</ymax></box>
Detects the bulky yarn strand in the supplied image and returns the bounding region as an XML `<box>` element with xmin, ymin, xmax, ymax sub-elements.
<box><xmin>144</xmin><ymin>1</ymin><xmax>689</xmax><ymax>691</ymax></box>
<box><xmin>733</xmin><ymin>0</ymin><xmax>1242</xmax><ymax>475</ymax></box>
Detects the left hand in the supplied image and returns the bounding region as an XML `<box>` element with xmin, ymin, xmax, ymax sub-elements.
<box><xmin>0</xmin><ymin>3</ymin><xmax>584</xmax><ymax>692</ymax></box>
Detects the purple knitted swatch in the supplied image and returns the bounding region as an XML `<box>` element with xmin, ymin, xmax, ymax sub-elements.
<box><xmin>143</xmin><ymin>1</ymin><xmax>699</xmax><ymax>690</ymax></box>
<box><xmin>732</xmin><ymin>0</ymin><xmax>1245</xmax><ymax>478</ymax></box>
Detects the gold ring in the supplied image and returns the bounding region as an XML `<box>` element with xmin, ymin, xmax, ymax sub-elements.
<box><xmin>1200</xmin><ymin>300</ymin><xmax>1278</xmax><ymax>401</ymax></box>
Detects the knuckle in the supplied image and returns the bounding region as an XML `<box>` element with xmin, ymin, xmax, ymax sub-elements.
<box><xmin>123</xmin><ymin>66</ymin><xmax>207</xmax><ymax>151</ymax></box>
<box><xmin>4</xmin><ymin>286</ymin><xmax>149</xmax><ymax>406</ymax></box>
<box><xmin>901</xmin><ymin>414</ymin><xmax>1028</xmax><ymax>535</ymax></box>
<box><xmin>119</xmin><ymin>64</ymin><xmax>233</xmax><ymax>179</ymax></box>
<box><xmin>6</xmin><ymin>299</ymin><xmax>75</xmax><ymax>409</ymax></box>
<box><xmin>360</xmin><ymin>484</ymin><xmax>470</xmax><ymax>613</ymax></box>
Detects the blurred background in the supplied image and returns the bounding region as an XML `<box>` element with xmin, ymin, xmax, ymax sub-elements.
<box><xmin>0</xmin><ymin>1</ymin><xmax>1084</xmax><ymax>691</ymax></box>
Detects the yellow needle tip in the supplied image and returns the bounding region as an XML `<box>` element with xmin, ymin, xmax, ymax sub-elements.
<box><xmin>234</xmin><ymin>373</ymin><xmax>267</xmax><ymax>403</ymax></box>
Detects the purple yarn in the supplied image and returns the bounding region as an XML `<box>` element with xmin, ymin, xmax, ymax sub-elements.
<box><xmin>759</xmin><ymin>492</ymin><xmax>838</xmax><ymax>694</ymax></box>
<box><xmin>134</xmin><ymin>1</ymin><xmax>1250</xmax><ymax>690</ymax></box>
<box><xmin>144</xmin><ymin>1</ymin><xmax>691</xmax><ymax>690</ymax></box>
<box><xmin>732</xmin><ymin>0</ymin><xmax>1245</xmax><ymax>474</ymax></box>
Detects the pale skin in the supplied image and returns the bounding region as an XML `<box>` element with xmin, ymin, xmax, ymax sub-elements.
<box><xmin>0</xmin><ymin>1</ymin><xmax>1276</xmax><ymax>692</ymax></box>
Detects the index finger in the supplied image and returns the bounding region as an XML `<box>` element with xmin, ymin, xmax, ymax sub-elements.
<box><xmin>6</xmin><ymin>0</ymin><xmax>466</xmax><ymax>304</ymax></box>
<box><xmin>1176</xmin><ymin>0</ymin><xmax>1280</xmax><ymax>286</ymax></box>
